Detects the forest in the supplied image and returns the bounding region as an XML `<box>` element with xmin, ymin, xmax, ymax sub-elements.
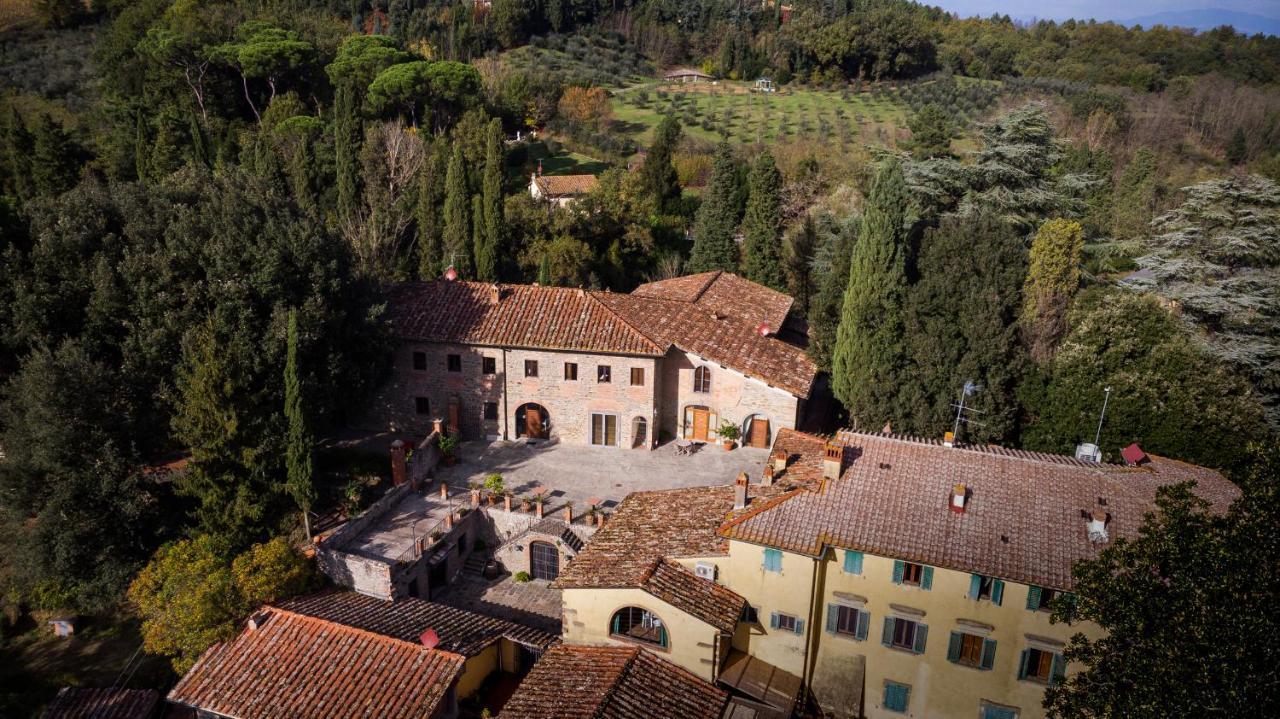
<box><xmin>0</xmin><ymin>0</ymin><xmax>1277</xmax><ymax>714</ymax></box>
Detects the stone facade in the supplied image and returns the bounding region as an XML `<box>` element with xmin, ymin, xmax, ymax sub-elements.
<box><xmin>659</xmin><ymin>348</ymin><xmax>802</xmax><ymax>446</ymax></box>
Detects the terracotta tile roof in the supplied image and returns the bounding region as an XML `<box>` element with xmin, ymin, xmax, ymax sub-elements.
<box><xmin>168</xmin><ymin>608</ymin><xmax>464</xmax><ymax>719</ymax></box>
<box><xmin>389</xmin><ymin>281</ymin><xmax>664</xmax><ymax>356</ymax></box>
<box><xmin>594</xmin><ymin>292</ymin><xmax>816</xmax><ymax>397</ymax></box>
<box><xmin>500</xmin><ymin>644</ymin><xmax>727</xmax><ymax>719</ymax></box>
<box><xmin>42</xmin><ymin>688</ymin><xmax>160</xmax><ymax>719</ymax></box>
<box><xmin>275</xmin><ymin>590</ymin><xmax>557</xmax><ymax>656</ymax></box>
<box><xmin>720</xmin><ymin>430</ymin><xmax>1241</xmax><ymax>591</ymax></box>
<box><xmin>632</xmin><ymin>271</ymin><xmax>794</xmax><ymax>331</ymax></box>
<box><xmin>641</xmin><ymin>558</ymin><xmax>745</xmax><ymax>633</ymax></box>
<box><xmin>389</xmin><ymin>274</ymin><xmax>817</xmax><ymax>398</ymax></box>
<box><xmin>533</xmin><ymin>174</ymin><xmax>599</xmax><ymax>196</ymax></box>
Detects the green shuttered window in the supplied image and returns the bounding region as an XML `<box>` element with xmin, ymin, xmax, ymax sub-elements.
<box><xmin>843</xmin><ymin>550</ymin><xmax>863</xmax><ymax>575</ymax></box>
<box><xmin>947</xmin><ymin>630</ymin><xmax>998</xmax><ymax>669</ymax></box>
<box><xmin>763</xmin><ymin>548</ymin><xmax>782</xmax><ymax>572</ymax></box>
<box><xmin>883</xmin><ymin>681</ymin><xmax>910</xmax><ymax>713</ymax></box>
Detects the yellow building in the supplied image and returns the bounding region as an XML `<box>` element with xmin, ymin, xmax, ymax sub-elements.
<box><xmin>556</xmin><ymin>429</ymin><xmax>1239</xmax><ymax>719</ymax></box>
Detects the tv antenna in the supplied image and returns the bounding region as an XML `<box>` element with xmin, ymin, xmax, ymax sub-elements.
<box><xmin>1092</xmin><ymin>386</ymin><xmax>1113</xmax><ymax>447</ymax></box>
<box><xmin>948</xmin><ymin>380</ymin><xmax>986</xmax><ymax>445</ymax></box>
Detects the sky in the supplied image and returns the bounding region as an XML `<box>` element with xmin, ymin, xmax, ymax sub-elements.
<box><xmin>925</xmin><ymin>0</ymin><xmax>1280</xmax><ymax>24</ymax></box>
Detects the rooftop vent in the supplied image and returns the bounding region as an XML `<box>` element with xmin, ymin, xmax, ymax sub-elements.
<box><xmin>247</xmin><ymin>611</ymin><xmax>271</xmax><ymax>631</ymax></box>
<box><xmin>1075</xmin><ymin>442</ymin><xmax>1102</xmax><ymax>463</ymax></box>
<box><xmin>733</xmin><ymin>471</ymin><xmax>749</xmax><ymax>510</ymax></box>
<box><xmin>950</xmin><ymin>483</ymin><xmax>968</xmax><ymax>513</ymax></box>
<box><xmin>943</xmin><ymin>431</ymin><xmax>956</xmax><ymax>448</ymax></box>
<box><xmin>419</xmin><ymin>628</ymin><xmax>440</xmax><ymax>649</ymax></box>
<box><xmin>1121</xmin><ymin>443</ymin><xmax>1149</xmax><ymax>466</ymax></box>
<box><xmin>1087</xmin><ymin>510</ymin><xmax>1109</xmax><ymax>543</ymax></box>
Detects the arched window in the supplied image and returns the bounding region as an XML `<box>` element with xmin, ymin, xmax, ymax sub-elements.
<box><xmin>632</xmin><ymin>416</ymin><xmax>648</xmax><ymax>448</ymax></box>
<box><xmin>693</xmin><ymin>366</ymin><xmax>711</xmax><ymax>393</ymax></box>
<box><xmin>610</xmin><ymin>606</ymin><xmax>668</xmax><ymax>648</ymax></box>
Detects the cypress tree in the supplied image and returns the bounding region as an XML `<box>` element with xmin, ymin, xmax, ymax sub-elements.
<box><xmin>1021</xmin><ymin>218</ymin><xmax>1084</xmax><ymax>365</ymax></box>
<box><xmin>640</xmin><ymin>115</ymin><xmax>682</xmax><ymax>210</ymax></box>
<box><xmin>334</xmin><ymin>84</ymin><xmax>361</xmax><ymax>221</ymax></box>
<box><xmin>284</xmin><ymin>310</ymin><xmax>315</xmax><ymax>538</ymax></box>
<box><xmin>480</xmin><ymin>119</ymin><xmax>504</xmax><ymax>281</ymax></box>
<box><xmin>415</xmin><ymin>138</ymin><xmax>444</xmax><ymax>278</ymax></box>
<box><xmin>472</xmin><ymin>194</ymin><xmax>492</xmax><ymax>280</ymax></box>
<box><xmin>786</xmin><ymin>211</ymin><xmax>818</xmax><ymax>316</ymax></box>
<box><xmin>442</xmin><ymin>144</ymin><xmax>473</xmax><ymax>276</ymax></box>
<box><xmin>831</xmin><ymin>158</ymin><xmax>909</xmax><ymax>427</ymax></box>
<box><xmin>31</xmin><ymin>113</ymin><xmax>78</xmax><ymax>196</ymax></box>
<box><xmin>741</xmin><ymin>150</ymin><xmax>785</xmax><ymax>290</ymax></box>
<box><xmin>688</xmin><ymin>142</ymin><xmax>741</xmax><ymax>273</ymax></box>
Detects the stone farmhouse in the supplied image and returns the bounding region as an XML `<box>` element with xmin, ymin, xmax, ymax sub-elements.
<box><xmin>528</xmin><ymin>172</ymin><xmax>599</xmax><ymax>207</ymax></box>
<box><xmin>554</xmin><ymin>429</ymin><xmax>1238</xmax><ymax>719</ymax></box>
<box><xmin>363</xmin><ymin>271</ymin><xmax>820</xmax><ymax>451</ymax></box>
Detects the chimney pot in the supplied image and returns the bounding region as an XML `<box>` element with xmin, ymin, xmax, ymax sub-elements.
<box><xmin>248</xmin><ymin>611</ymin><xmax>271</xmax><ymax>631</ymax></box>
<box><xmin>390</xmin><ymin>440</ymin><xmax>408</xmax><ymax>487</ymax></box>
<box><xmin>822</xmin><ymin>442</ymin><xmax>844</xmax><ymax>481</ymax></box>
<box><xmin>950</xmin><ymin>483</ymin><xmax>967</xmax><ymax>513</ymax></box>
<box><xmin>733</xmin><ymin>471</ymin><xmax>749</xmax><ymax>510</ymax></box>
<box><xmin>943</xmin><ymin>431</ymin><xmax>955</xmax><ymax>448</ymax></box>
<box><xmin>439</xmin><ymin>483</ymin><xmax>448</xmax><ymax>500</ymax></box>
<box><xmin>761</xmin><ymin>464</ymin><xmax>775</xmax><ymax>486</ymax></box>
<box><xmin>771</xmin><ymin>449</ymin><xmax>787</xmax><ymax>473</ymax></box>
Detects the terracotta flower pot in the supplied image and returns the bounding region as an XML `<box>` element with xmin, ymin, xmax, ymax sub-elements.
<box><xmin>723</xmin><ymin>440</ymin><xmax>734</xmax><ymax>451</ymax></box>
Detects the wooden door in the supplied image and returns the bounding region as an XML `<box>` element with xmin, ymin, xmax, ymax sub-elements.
<box><xmin>748</xmin><ymin>417</ymin><xmax>770</xmax><ymax>448</ymax></box>
<box><xmin>691</xmin><ymin>409</ymin><xmax>710</xmax><ymax>441</ymax></box>
<box><xmin>525</xmin><ymin>407</ymin><xmax>545</xmax><ymax>439</ymax></box>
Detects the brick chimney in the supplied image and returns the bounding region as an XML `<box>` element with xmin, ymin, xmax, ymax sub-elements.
<box><xmin>950</xmin><ymin>483</ymin><xmax>968</xmax><ymax>513</ymax></box>
<box><xmin>822</xmin><ymin>442</ymin><xmax>844</xmax><ymax>481</ymax></box>
<box><xmin>734</xmin><ymin>471</ymin><xmax>749</xmax><ymax>510</ymax></box>
<box><xmin>771</xmin><ymin>448</ymin><xmax>787</xmax><ymax>473</ymax></box>
<box><xmin>761</xmin><ymin>463</ymin><xmax>775</xmax><ymax>486</ymax></box>
<box><xmin>491</xmin><ymin>283</ymin><xmax>503</xmax><ymax>304</ymax></box>
<box><xmin>390</xmin><ymin>440</ymin><xmax>408</xmax><ymax>487</ymax></box>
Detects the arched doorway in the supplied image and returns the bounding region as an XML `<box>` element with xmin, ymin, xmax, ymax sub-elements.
<box><xmin>529</xmin><ymin>541</ymin><xmax>559</xmax><ymax>580</ymax></box>
<box><xmin>631</xmin><ymin>417</ymin><xmax>648</xmax><ymax>448</ymax></box>
<box><xmin>742</xmin><ymin>414</ymin><xmax>771</xmax><ymax>448</ymax></box>
<box><xmin>515</xmin><ymin>403</ymin><xmax>550</xmax><ymax>439</ymax></box>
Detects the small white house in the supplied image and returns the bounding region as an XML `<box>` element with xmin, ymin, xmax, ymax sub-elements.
<box><xmin>529</xmin><ymin>173</ymin><xmax>599</xmax><ymax>208</ymax></box>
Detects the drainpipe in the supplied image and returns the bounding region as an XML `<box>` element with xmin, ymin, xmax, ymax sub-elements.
<box><xmin>501</xmin><ymin>348</ymin><xmax>510</xmax><ymax>440</ymax></box>
<box><xmin>800</xmin><ymin>552</ymin><xmax>822</xmax><ymax>693</ymax></box>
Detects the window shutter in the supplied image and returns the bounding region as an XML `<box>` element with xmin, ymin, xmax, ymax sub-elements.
<box><xmin>769</xmin><ymin>612</ymin><xmax>780</xmax><ymax>629</ymax></box>
<box><xmin>913</xmin><ymin>623</ymin><xmax>928</xmax><ymax>654</ymax></box>
<box><xmin>881</xmin><ymin>617</ymin><xmax>894</xmax><ymax>647</ymax></box>
<box><xmin>969</xmin><ymin>574</ymin><xmax>982</xmax><ymax>599</ymax></box>
<box><xmin>1050</xmin><ymin>652</ymin><xmax>1066</xmax><ymax>686</ymax></box>
<box><xmin>1026</xmin><ymin>586</ymin><xmax>1042</xmax><ymax>611</ymax></box>
<box><xmin>921</xmin><ymin>566</ymin><xmax>934</xmax><ymax>590</ymax></box>
<box><xmin>981</xmin><ymin>638</ymin><xmax>997</xmax><ymax>670</ymax></box>
<box><xmin>992</xmin><ymin>579</ymin><xmax>1005</xmax><ymax>606</ymax></box>
<box><xmin>795</xmin><ymin>619</ymin><xmax>805</xmax><ymax>635</ymax></box>
<box><xmin>1017</xmin><ymin>649</ymin><xmax>1030</xmax><ymax>680</ymax></box>
<box><xmin>892</xmin><ymin>560</ymin><xmax>905</xmax><ymax>584</ymax></box>
<box><xmin>947</xmin><ymin>631</ymin><xmax>963</xmax><ymax>662</ymax></box>
<box><xmin>856</xmin><ymin>610</ymin><xmax>870</xmax><ymax>640</ymax></box>
<box><xmin>844</xmin><ymin>550</ymin><xmax>863</xmax><ymax>575</ymax></box>
<box><xmin>826</xmin><ymin>604</ymin><xmax>838</xmax><ymax>634</ymax></box>
<box><xmin>612</xmin><ymin>613</ymin><xmax>620</xmax><ymax>634</ymax></box>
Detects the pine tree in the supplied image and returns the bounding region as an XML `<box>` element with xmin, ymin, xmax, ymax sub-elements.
<box><xmin>442</xmin><ymin>145</ymin><xmax>473</xmax><ymax>276</ymax></box>
<box><xmin>688</xmin><ymin>143</ymin><xmax>741</xmax><ymax>273</ymax></box>
<box><xmin>31</xmin><ymin>113</ymin><xmax>78</xmax><ymax>197</ymax></box>
<box><xmin>831</xmin><ymin>158</ymin><xmax>909</xmax><ymax>427</ymax></box>
<box><xmin>1</xmin><ymin>106</ymin><xmax>34</xmax><ymax>201</ymax></box>
<box><xmin>785</xmin><ymin>211</ymin><xmax>819</xmax><ymax>316</ymax></box>
<box><xmin>741</xmin><ymin>150</ymin><xmax>785</xmax><ymax>290</ymax></box>
<box><xmin>479</xmin><ymin>119</ymin><xmax>504</xmax><ymax>281</ymax></box>
<box><xmin>284</xmin><ymin>310</ymin><xmax>315</xmax><ymax>538</ymax></box>
<box><xmin>640</xmin><ymin>115</ymin><xmax>682</xmax><ymax>211</ymax></box>
<box><xmin>471</xmin><ymin>193</ymin><xmax>490</xmax><ymax>280</ymax></box>
<box><xmin>334</xmin><ymin>84</ymin><xmax>362</xmax><ymax>221</ymax></box>
<box><xmin>1110</xmin><ymin>148</ymin><xmax>1158</xmax><ymax>243</ymax></box>
<box><xmin>903</xmin><ymin>212</ymin><xmax>1028</xmax><ymax>441</ymax></box>
<box><xmin>907</xmin><ymin>103</ymin><xmax>956</xmax><ymax>159</ymax></box>
<box><xmin>1021</xmin><ymin>219</ymin><xmax>1084</xmax><ymax>365</ymax></box>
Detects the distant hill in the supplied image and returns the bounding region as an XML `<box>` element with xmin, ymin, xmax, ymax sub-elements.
<box><xmin>1124</xmin><ymin>9</ymin><xmax>1280</xmax><ymax>36</ymax></box>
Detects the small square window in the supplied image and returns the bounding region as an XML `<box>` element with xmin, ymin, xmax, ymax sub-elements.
<box><xmin>894</xmin><ymin>560</ymin><xmax>932</xmax><ymax>588</ymax></box>
<box><xmin>564</xmin><ymin>362</ymin><xmax>578</xmax><ymax>380</ymax></box>
<box><xmin>525</xmin><ymin>360</ymin><xmax>538</xmax><ymax>378</ymax></box>
<box><xmin>415</xmin><ymin>397</ymin><xmax>430</xmax><ymax>415</ymax></box>
<box><xmin>772</xmin><ymin>612</ymin><xmax>800</xmax><ymax>633</ymax></box>
<box><xmin>483</xmin><ymin>402</ymin><xmax>498</xmax><ymax>420</ymax></box>
<box><xmin>630</xmin><ymin>367</ymin><xmax>644</xmax><ymax>386</ymax></box>
<box><xmin>447</xmin><ymin>354</ymin><xmax>461</xmax><ymax>372</ymax></box>
<box><xmin>1020</xmin><ymin>647</ymin><xmax>1060</xmax><ymax>684</ymax></box>
<box><xmin>482</xmin><ymin>357</ymin><xmax>496</xmax><ymax>375</ymax></box>
<box><xmin>902</xmin><ymin>562</ymin><xmax>923</xmax><ymax>585</ymax></box>
<box><xmin>763</xmin><ymin>548</ymin><xmax>782</xmax><ymax>573</ymax></box>
<box><xmin>597</xmin><ymin>365</ymin><xmax>611</xmax><ymax>383</ymax></box>
<box><xmin>412</xmin><ymin>351</ymin><xmax>427</xmax><ymax>370</ymax></box>
<box><xmin>883</xmin><ymin>681</ymin><xmax>911</xmax><ymax>713</ymax></box>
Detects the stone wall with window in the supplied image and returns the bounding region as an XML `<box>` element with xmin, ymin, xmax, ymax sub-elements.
<box><xmin>657</xmin><ymin>348</ymin><xmax>802</xmax><ymax>446</ymax></box>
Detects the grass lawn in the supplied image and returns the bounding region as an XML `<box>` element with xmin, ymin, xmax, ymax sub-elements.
<box><xmin>0</xmin><ymin>612</ymin><xmax>174</xmax><ymax>718</ymax></box>
<box><xmin>509</xmin><ymin>139</ymin><xmax>612</xmax><ymax>187</ymax></box>
<box><xmin>611</xmin><ymin>81</ymin><xmax>909</xmax><ymax>150</ymax></box>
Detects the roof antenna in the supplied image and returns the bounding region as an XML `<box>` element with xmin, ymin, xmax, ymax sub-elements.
<box><xmin>1075</xmin><ymin>386</ymin><xmax>1112</xmax><ymax>463</ymax></box>
<box><xmin>946</xmin><ymin>381</ymin><xmax>985</xmax><ymax>447</ymax></box>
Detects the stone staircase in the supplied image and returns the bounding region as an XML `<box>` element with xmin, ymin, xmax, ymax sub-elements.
<box><xmin>463</xmin><ymin>550</ymin><xmax>490</xmax><ymax>576</ymax></box>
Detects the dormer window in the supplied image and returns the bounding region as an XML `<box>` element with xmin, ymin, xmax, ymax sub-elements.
<box><xmin>693</xmin><ymin>366</ymin><xmax>711</xmax><ymax>393</ymax></box>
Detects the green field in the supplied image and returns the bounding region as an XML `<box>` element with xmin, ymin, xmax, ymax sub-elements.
<box><xmin>612</xmin><ymin>81</ymin><xmax>910</xmax><ymax>148</ymax></box>
<box><xmin>497</xmin><ymin>34</ymin><xmax>652</xmax><ymax>89</ymax></box>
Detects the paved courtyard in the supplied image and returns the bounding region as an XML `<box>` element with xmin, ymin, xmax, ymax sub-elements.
<box><xmin>435</xmin><ymin>438</ymin><xmax>769</xmax><ymax>510</ymax></box>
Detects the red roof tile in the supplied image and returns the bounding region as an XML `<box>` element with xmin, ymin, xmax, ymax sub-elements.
<box><xmin>533</xmin><ymin>174</ymin><xmax>599</xmax><ymax>196</ymax></box>
<box><xmin>275</xmin><ymin>590</ymin><xmax>557</xmax><ymax>656</ymax></box>
<box><xmin>500</xmin><ymin>645</ymin><xmax>727</xmax><ymax>719</ymax></box>
<box><xmin>168</xmin><ymin>608</ymin><xmax>464</xmax><ymax>719</ymax></box>
<box><xmin>720</xmin><ymin>430</ymin><xmax>1241</xmax><ymax>590</ymax></box>
<box><xmin>640</xmin><ymin>558</ymin><xmax>745</xmax><ymax>633</ymax></box>
<box><xmin>632</xmin><ymin>271</ymin><xmax>794</xmax><ymax>331</ymax></box>
<box><xmin>42</xmin><ymin>688</ymin><xmax>160</xmax><ymax>719</ymax></box>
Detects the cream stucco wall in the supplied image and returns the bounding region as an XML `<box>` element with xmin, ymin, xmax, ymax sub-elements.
<box><xmin>658</xmin><ymin>348</ymin><xmax>801</xmax><ymax>445</ymax></box>
<box><xmin>708</xmin><ymin>542</ymin><xmax>817</xmax><ymax>676</ymax></box>
<box><xmin>455</xmin><ymin>643</ymin><xmax>499</xmax><ymax>699</ymax></box>
<box><xmin>560</xmin><ymin>586</ymin><xmax>726</xmax><ymax>681</ymax></box>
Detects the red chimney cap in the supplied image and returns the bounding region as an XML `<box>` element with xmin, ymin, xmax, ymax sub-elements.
<box><xmin>419</xmin><ymin>628</ymin><xmax>440</xmax><ymax>649</ymax></box>
<box><xmin>1121</xmin><ymin>443</ymin><xmax>1148</xmax><ymax>466</ymax></box>
<box><xmin>444</xmin><ymin>265</ymin><xmax>458</xmax><ymax>281</ymax></box>
<box><xmin>756</xmin><ymin>323</ymin><xmax>771</xmax><ymax>337</ymax></box>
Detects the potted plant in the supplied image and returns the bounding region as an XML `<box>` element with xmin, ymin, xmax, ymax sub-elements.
<box><xmin>520</xmin><ymin>495</ymin><xmax>532</xmax><ymax>513</ymax></box>
<box><xmin>483</xmin><ymin>473</ymin><xmax>505</xmax><ymax>504</ymax></box>
<box><xmin>438</xmin><ymin>434</ymin><xmax>459</xmax><ymax>465</ymax></box>
<box><xmin>717</xmin><ymin>420</ymin><xmax>740</xmax><ymax>451</ymax></box>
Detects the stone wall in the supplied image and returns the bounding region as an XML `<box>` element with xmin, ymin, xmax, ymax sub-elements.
<box><xmin>479</xmin><ymin>508</ymin><xmax>599</xmax><ymax>576</ymax></box>
<box><xmin>658</xmin><ymin>347</ymin><xmax>801</xmax><ymax>446</ymax></box>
